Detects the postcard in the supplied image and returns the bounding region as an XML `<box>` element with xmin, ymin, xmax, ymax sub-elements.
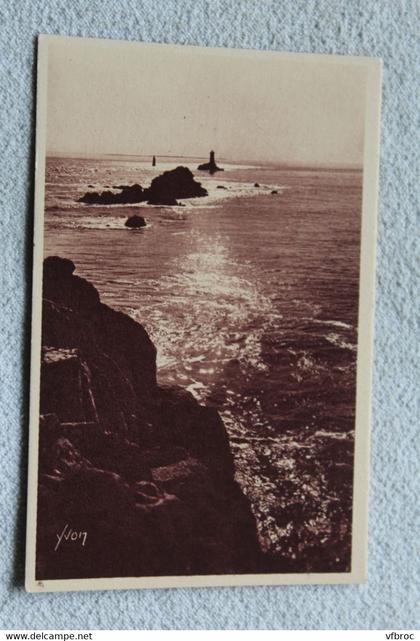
<box><xmin>25</xmin><ymin>35</ymin><xmax>382</xmax><ymax>592</ymax></box>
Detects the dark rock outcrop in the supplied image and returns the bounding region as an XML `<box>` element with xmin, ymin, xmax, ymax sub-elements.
<box><xmin>125</xmin><ymin>215</ymin><xmax>146</xmax><ymax>228</ymax></box>
<box><xmin>78</xmin><ymin>184</ymin><xmax>145</xmax><ymax>205</ymax></box>
<box><xmin>78</xmin><ymin>167</ymin><xmax>207</xmax><ymax>206</ymax></box>
<box><xmin>37</xmin><ymin>256</ymin><xmax>261</xmax><ymax>580</ymax></box>
<box><xmin>146</xmin><ymin>166</ymin><xmax>207</xmax><ymax>205</ymax></box>
<box><xmin>197</xmin><ymin>150</ymin><xmax>224</xmax><ymax>174</ymax></box>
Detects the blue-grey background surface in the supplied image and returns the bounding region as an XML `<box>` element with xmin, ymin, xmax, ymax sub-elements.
<box><xmin>0</xmin><ymin>0</ymin><xmax>418</xmax><ymax>630</ymax></box>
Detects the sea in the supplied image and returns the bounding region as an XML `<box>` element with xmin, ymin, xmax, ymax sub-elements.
<box><xmin>43</xmin><ymin>155</ymin><xmax>363</xmax><ymax>571</ymax></box>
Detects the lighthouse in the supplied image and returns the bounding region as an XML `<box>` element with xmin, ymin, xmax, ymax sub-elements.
<box><xmin>197</xmin><ymin>150</ymin><xmax>224</xmax><ymax>174</ymax></box>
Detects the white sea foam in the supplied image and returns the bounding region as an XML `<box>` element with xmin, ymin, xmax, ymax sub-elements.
<box><xmin>325</xmin><ymin>332</ymin><xmax>357</xmax><ymax>352</ymax></box>
<box><xmin>311</xmin><ymin>318</ymin><xmax>353</xmax><ymax>330</ymax></box>
<box><xmin>179</xmin><ymin>180</ymin><xmax>285</xmax><ymax>210</ymax></box>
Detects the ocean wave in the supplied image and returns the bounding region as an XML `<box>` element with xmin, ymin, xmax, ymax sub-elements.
<box><xmin>311</xmin><ymin>318</ymin><xmax>353</xmax><ymax>330</ymax></box>
<box><xmin>325</xmin><ymin>332</ymin><xmax>357</xmax><ymax>351</ymax></box>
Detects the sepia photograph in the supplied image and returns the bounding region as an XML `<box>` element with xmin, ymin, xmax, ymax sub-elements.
<box><xmin>26</xmin><ymin>35</ymin><xmax>381</xmax><ymax>591</ymax></box>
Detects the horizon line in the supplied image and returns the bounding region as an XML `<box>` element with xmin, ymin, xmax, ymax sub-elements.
<box><xmin>45</xmin><ymin>151</ymin><xmax>363</xmax><ymax>171</ymax></box>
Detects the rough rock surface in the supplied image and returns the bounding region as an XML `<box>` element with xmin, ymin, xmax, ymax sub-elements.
<box><xmin>37</xmin><ymin>256</ymin><xmax>260</xmax><ymax>579</ymax></box>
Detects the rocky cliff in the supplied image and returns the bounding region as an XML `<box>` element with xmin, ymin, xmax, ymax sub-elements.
<box><xmin>36</xmin><ymin>256</ymin><xmax>261</xmax><ymax>580</ymax></box>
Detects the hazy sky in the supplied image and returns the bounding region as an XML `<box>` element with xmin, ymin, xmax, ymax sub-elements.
<box><xmin>45</xmin><ymin>37</ymin><xmax>367</xmax><ymax>166</ymax></box>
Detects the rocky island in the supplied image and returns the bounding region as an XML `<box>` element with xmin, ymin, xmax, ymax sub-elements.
<box><xmin>37</xmin><ymin>256</ymin><xmax>261</xmax><ymax>580</ymax></box>
<box><xmin>78</xmin><ymin>166</ymin><xmax>207</xmax><ymax>206</ymax></box>
<box><xmin>125</xmin><ymin>214</ymin><xmax>146</xmax><ymax>228</ymax></box>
